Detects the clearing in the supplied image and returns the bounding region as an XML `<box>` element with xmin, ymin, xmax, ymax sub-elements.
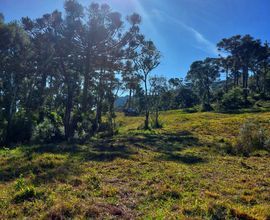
<box><xmin>0</xmin><ymin>111</ymin><xmax>270</xmax><ymax>219</ymax></box>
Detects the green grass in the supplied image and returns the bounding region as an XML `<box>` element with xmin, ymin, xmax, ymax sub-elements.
<box><xmin>0</xmin><ymin>110</ymin><xmax>270</xmax><ymax>219</ymax></box>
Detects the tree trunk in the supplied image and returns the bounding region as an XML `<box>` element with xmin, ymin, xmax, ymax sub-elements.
<box><xmin>144</xmin><ymin>75</ymin><xmax>149</xmax><ymax>129</ymax></box>
<box><xmin>38</xmin><ymin>73</ymin><xmax>47</xmax><ymax>122</ymax></box>
<box><xmin>6</xmin><ymin>109</ymin><xmax>14</xmax><ymax>145</ymax></box>
<box><xmin>154</xmin><ymin>108</ymin><xmax>159</xmax><ymax>128</ymax></box>
<box><xmin>64</xmin><ymin>82</ymin><xmax>73</xmax><ymax>141</ymax></box>
<box><xmin>60</xmin><ymin>58</ymin><xmax>74</xmax><ymax>141</ymax></box>
<box><xmin>225</xmin><ymin>67</ymin><xmax>228</xmax><ymax>92</ymax></box>
<box><xmin>5</xmin><ymin>84</ymin><xmax>18</xmax><ymax>144</ymax></box>
<box><xmin>82</xmin><ymin>51</ymin><xmax>90</xmax><ymax>112</ymax></box>
<box><xmin>242</xmin><ymin>66</ymin><xmax>249</xmax><ymax>89</ymax></box>
<box><xmin>94</xmin><ymin>99</ymin><xmax>102</xmax><ymax>132</ymax></box>
<box><xmin>242</xmin><ymin>66</ymin><xmax>249</xmax><ymax>103</ymax></box>
<box><xmin>108</xmin><ymin>94</ymin><xmax>115</xmax><ymax>135</ymax></box>
<box><xmin>82</xmin><ymin>72</ymin><xmax>89</xmax><ymax>112</ymax></box>
<box><xmin>128</xmin><ymin>89</ymin><xmax>132</xmax><ymax>109</ymax></box>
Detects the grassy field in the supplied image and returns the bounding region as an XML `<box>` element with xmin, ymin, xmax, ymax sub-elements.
<box><xmin>0</xmin><ymin>111</ymin><xmax>270</xmax><ymax>219</ymax></box>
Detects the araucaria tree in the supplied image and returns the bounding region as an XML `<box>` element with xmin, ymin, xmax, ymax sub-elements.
<box><xmin>217</xmin><ymin>35</ymin><xmax>264</xmax><ymax>101</ymax></box>
<box><xmin>0</xmin><ymin>1</ymin><xmax>147</xmax><ymax>145</ymax></box>
<box><xmin>186</xmin><ymin>58</ymin><xmax>219</xmax><ymax>111</ymax></box>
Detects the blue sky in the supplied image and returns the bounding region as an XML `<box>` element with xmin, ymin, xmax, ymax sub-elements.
<box><xmin>1</xmin><ymin>0</ymin><xmax>269</xmax><ymax>79</ymax></box>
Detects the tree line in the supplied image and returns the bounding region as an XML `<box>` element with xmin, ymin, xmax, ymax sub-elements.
<box><xmin>0</xmin><ymin>1</ymin><xmax>270</xmax><ymax>146</ymax></box>
<box><xmin>123</xmin><ymin>35</ymin><xmax>270</xmax><ymax>123</ymax></box>
<box><xmin>0</xmin><ymin>0</ymin><xmax>160</xmax><ymax>145</ymax></box>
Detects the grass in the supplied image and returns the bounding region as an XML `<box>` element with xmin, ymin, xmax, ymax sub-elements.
<box><xmin>0</xmin><ymin>110</ymin><xmax>270</xmax><ymax>219</ymax></box>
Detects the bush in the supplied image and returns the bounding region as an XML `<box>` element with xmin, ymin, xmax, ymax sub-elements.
<box><xmin>207</xmin><ymin>203</ymin><xmax>256</xmax><ymax>220</ymax></box>
<box><xmin>183</xmin><ymin>105</ymin><xmax>200</xmax><ymax>113</ymax></box>
<box><xmin>201</xmin><ymin>103</ymin><xmax>213</xmax><ymax>112</ymax></box>
<box><xmin>32</xmin><ymin>117</ymin><xmax>64</xmax><ymax>144</ymax></box>
<box><xmin>219</xmin><ymin>87</ymin><xmax>246</xmax><ymax>111</ymax></box>
<box><xmin>175</xmin><ymin>87</ymin><xmax>199</xmax><ymax>109</ymax></box>
<box><xmin>73</xmin><ymin>111</ymin><xmax>94</xmax><ymax>141</ymax></box>
<box><xmin>236</xmin><ymin>120</ymin><xmax>270</xmax><ymax>155</ymax></box>
<box><xmin>87</xmin><ymin>176</ymin><xmax>101</xmax><ymax>191</ymax></box>
<box><xmin>13</xmin><ymin>186</ymin><xmax>39</xmax><ymax>203</ymax></box>
<box><xmin>13</xmin><ymin>175</ymin><xmax>42</xmax><ymax>203</ymax></box>
<box><xmin>6</xmin><ymin>109</ymin><xmax>33</xmax><ymax>144</ymax></box>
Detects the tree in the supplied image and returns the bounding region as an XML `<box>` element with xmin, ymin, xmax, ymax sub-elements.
<box><xmin>217</xmin><ymin>56</ymin><xmax>233</xmax><ymax>92</ymax></box>
<box><xmin>135</xmin><ymin>40</ymin><xmax>161</xmax><ymax>129</ymax></box>
<box><xmin>149</xmin><ymin>76</ymin><xmax>167</xmax><ymax>128</ymax></box>
<box><xmin>0</xmin><ymin>0</ymin><xmax>147</xmax><ymax>145</ymax></box>
<box><xmin>217</xmin><ymin>35</ymin><xmax>263</xmax><ymax>101</ymax></box>
<box><xmin>186</xmin><ymin>58</ymin><xmax>219</xmax><ymax>111</ymax></box>
<box><xmin>175</xmin><ymin>85</ymin><xmax>199</xmax><ymax>109</ymax></box>
<box><xmin>122</xmin><ymin>60</ymin><xmax>140</xmax><ymax>109</ymax></box>
<box><xmin>0</xmin><ymin>21</ymin><xmax>32</xmax><ymax>144</ymax></box>
<box><xmin>168</xmin><ymin>77</ymin><xmax>183</xmax><ymax>89</ymax></box>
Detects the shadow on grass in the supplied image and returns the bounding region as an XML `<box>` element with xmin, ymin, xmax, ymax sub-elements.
<box><xmin>124</xmin><ymin>131</ymin><xmax>201</xmax><ymax>153</ymax></box>
<box><xmin>0</xmin><ymin>151</ymin><xmax>83</xmax><ymax>183</ymax></box>
<box><xmin>157</xmin><ymin>152</ymin><xmax>205</xmax><ymax>164</ymax></box>
<box><xmin>0</xmin><ymin>140</ymin><xmax>135</xmax><ymax>182</ymax></box>
<box><xmin>121</xmin><ymin>130</ymin><xmax>206</xmax><ymax>164</ymax></box>
<box><xmin>24</xmin><ymin>144</ymin><xmax>81</xmax><ymax>154</ymax></box>
<box><xmin>0</xmin><ymin>130</ymin><xmax>205</xmax><ymax>182</ymax></box>
<box><xmin>81</xmin><ymin>142</ymin><xmax>136</xmax><ymax>162</ymax></box>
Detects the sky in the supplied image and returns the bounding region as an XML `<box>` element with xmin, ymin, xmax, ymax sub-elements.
<box><xmin>0</xmin><ymin>0</ymin><xmax>269</xmax><ymax>79</ymax></box>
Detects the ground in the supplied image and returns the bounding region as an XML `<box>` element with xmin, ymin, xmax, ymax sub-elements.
<box><xmin>0</xmin><ymin>111</ymin><xmax>270</xmax><ymax>219</ymax></box>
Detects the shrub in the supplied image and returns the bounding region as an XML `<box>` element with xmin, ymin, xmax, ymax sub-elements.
<box><xmin>183</xmin><ymin>105</ymin><xmax>200</xmax><ymax>113</ymax></box>
<box><xmin>207</xmin><ymin>203</ymin><xmax>231</xmax><ymax>219</ymax></box>
<box><xmin>46</xmin><ymin>201</ymin><xmax>75</xmax><ymax>219</ymax></box>
<box><xmin>7</xmin><ymin>109</ymin><xmax>33</xmax><ymax>144</ymax></box>
<box><xmin>13</xmin><ymin>175</ymin><xmax>42</xmax><ymax>203</ymax></box>
<box><xmin>32</xmin><ymin>116</ymin><xmax>64</xmax><ymax>143</ymax></box>
<box><xmin>219</xmin><ymin>87</ymin><xmax>247</xmax><ymax>111</ymax></box>
<box><xmin>73</xmin><ymin>112</ymin><xmax>94</xmax><ymax>141</ymax></box>
<box><xmin>201</xmin><ymin>103</ymin><xmax>213</xmax><ymax>112</ymax></box>
<box><xmin>13</xmin><ymin>186</ymin><xmax>38</xmax><ymax>203</ymax></box>
<box><xmin>87</xmin><ymin>176</ymin><xmax>101</xmax><ymax>190</ymax></box>
<box><xmin>175</xmin><ymin>87</ymin><xmax>199</xmax><ymax>109</ymax></box>
<box><xmin>236</xmin><ymin>120</ymin><xmax>269</xmax><ymax>155</ymax></box>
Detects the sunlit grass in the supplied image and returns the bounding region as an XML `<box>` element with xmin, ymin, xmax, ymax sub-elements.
<box><xmin>0</xmin><ymin>110</ymin><xmax>270</xmax><ymax>219</ymax></box>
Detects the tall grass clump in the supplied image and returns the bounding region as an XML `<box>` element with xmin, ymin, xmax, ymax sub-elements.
<box><xmin>236</xmin><ymin>119</ymin><xmax>270</xmax><ymax>155</ymax></box>
<box><xmin>13</xmin><ymin>174</ymin><xmax>43</xmax><ymax>203</ymax></box>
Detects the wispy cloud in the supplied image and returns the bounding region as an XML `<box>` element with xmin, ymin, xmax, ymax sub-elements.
<box><xmin>151</xmin><ymin>9</ymin><xmax>219</xmax><ymax>55</ymax></box>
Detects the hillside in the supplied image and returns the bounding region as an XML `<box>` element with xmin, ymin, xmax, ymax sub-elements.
<box><xmin>0</xmin><ymin>110</ymin><xmax>270</xmax><ymax>219</ymax></box>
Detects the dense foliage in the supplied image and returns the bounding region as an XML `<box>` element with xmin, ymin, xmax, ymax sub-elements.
<box><xmin>0</xmin><ymin>1</ymin><xmax>160</xmax><ymax>145</ymax></box>
<box><xmin>0</xmin><ymin>1</ymin><xmax>270</xmax><ymax>146</ymax></box>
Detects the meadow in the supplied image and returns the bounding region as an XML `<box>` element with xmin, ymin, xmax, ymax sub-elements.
<box><xmin>0</xmin><ymin>110</ymin><xmax>270</xmax><ymax>219</ymax></box>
